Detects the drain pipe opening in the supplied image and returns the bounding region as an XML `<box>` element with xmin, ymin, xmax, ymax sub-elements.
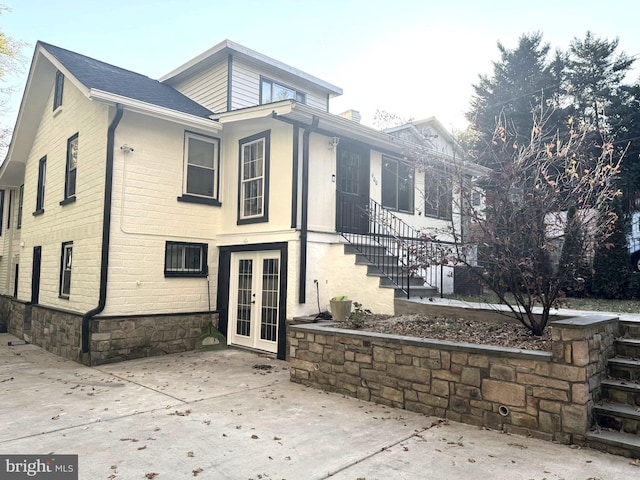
<box><xmin>498</xmin><ymin>405</ymin><xmax>510</xmax><ymax>417</ymax></box>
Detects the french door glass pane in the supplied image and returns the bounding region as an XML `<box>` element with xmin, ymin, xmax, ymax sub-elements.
<box><xmin>260</xmin><ymin>258</ymin><xmax>279</xmax><ymax>341</ymax></box>
<box><xmin>236</xmin><ymin>259</ymin><xmax>253</xmax><ymax>336</ymax></box>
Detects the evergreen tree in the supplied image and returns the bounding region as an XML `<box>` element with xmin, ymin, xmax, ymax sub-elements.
<box><xmin>466</xmin><ymin>32</ymin><xmax>566</xmax><ymax>169</ymax></box>
<box><xmin>591</xmin><ymin>197</ymin><xmax>632</xmax><ymax>298</ymax></box>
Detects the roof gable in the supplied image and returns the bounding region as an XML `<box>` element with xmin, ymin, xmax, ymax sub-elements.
<box><xmin>160</xmin><ymin>39</ymin><xmax>342</xmax><ymax>98</ymax></box>
<box><xmin>39</xmin><ymin>42</ymin><xmax>213</xmax><ymax>118</ymax></box>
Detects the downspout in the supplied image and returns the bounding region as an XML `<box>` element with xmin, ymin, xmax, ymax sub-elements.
<box><xmin>299</xmin><ymin>116</ymin><xmax>319</xmax><ymax>303</ymax></box>
<box><xmin>81</xmin><ymin>103</ymin><xmax>124</xmax><ymax>358</ymax></box>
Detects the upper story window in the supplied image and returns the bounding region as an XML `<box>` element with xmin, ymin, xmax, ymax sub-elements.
<box><xmin>17</xmin><ymin>185</ymin><xmax>23</xmax><ymax>229</ymax></box>
<box><xmin>34</xmin><ymin>156</ymin><xmax>46</xmax><ymax>215</ymax></box>
<box><xmin>62</xmin><ymin>133</ymin><xmax>78</xmax><ymax>203</ymax></box>
<box><xmin>178</xmin><ymin>132</ymin><xmax>221</xmax><ymax>206</ymax></box>
<box><xmin>238</xmin><ymin>131</ymin><xmax>270</xmax><ymax>224</ymax></box>
<box><xmin>53</xmin><ymin>71</ymin><xmax>64</xmax><ymax>111</ymax></box>
<box><xmin>0</xmin><ymin>190</ymin><xmax>4</xmax><ymax>236</ymax></box>
<box><xmin>381</xmin><ymin>156</ymin><xmax>414</xmax><ymax>213</ymax></box>
<box><xmin>424</xmin><ymin>167</ymin><xmax>452</xmax><ymax>220</ymax></box>
<box><xmin>260</xmin><ymin>77</ymin><xmax>305</xmax><ymax>104</ymax></box>
<box><xmin>164</xmin><ymin>241</ymin><xmax>208</xmax><ymax>277</ymax></box>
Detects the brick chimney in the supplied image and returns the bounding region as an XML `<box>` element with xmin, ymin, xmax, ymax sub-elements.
<box><xmin>338</xmin><ymin>109</ymin><xmax>362</xmax><ymax>123</ymax></box>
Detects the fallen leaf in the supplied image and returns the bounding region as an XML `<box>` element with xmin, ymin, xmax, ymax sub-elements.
<box><xmin>273</xmin><ymin>436</ymin><xmax>281</xmax><ymax>441</ymax></box>
<box><xmin>507</xmin><ymin>443</ymin><xmax>528</xmax><ymax>449</ymax></box>
<box><xmin>192</xmin><ymin>467</ymin><xmax>203</xmax><ymax>476</ymax></box>
<box><xmin>187</xmin><ymin>451</ymin><xmax>194</xmax><ymax>457</ymax></box>
<box><xmin>137</xmin><ymin>445</ymin><xmax>147</xmax><ymax>451</ymax></box>
<box><xmin>251</xmin><ymin>434</ymin><xmax>259</xmax><ymax>439</ymax></box>
<box><xmin>630</xmin><ymin>459</ymin><xmax>640</xmax><ymax>467</ymax></box>
<box><xmin>145</xmin><ymin>473</ymin><xmax>158</xmax><ymax>479</ymax></box>
<box><xmin>468</xmin><ymin>458</ymin><xmax>476</xmax><ymax>463</ymax></box>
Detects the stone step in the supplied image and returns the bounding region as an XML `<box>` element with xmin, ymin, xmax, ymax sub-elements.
<box><xmin>616</xmin><ymin>338</ymin><xmax>640</xmax><ymax>358</ymax></box>
<box><xmin>593</xmin><ymin>401</ymin><xmax>640</xmax><ymax>435</ymax></box>
<box><xmin>620</xmin><ymin>321</ymin><xmax>640</xmax><ymax>339</ymax></box>
<box><xmin>601</xmin><ymin>378</ymin><xmax>640</xmax><ymax>407</ymax></box>
<box><xmin>608</xmin><ymin>357</ymin><xmax>640</xmax><ymax>381</ymax></box>
<box><xmin>585</xmin><ymin>429</ymin><xmax>640</xmax><ymax>458</ymax></box>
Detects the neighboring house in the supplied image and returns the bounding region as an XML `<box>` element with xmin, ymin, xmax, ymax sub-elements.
<box><xmin>0</xmin><ymin>39</ymin><xmax>483</xmax><ymax>365</ymax></box>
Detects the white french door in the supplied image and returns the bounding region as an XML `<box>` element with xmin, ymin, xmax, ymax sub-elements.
<box><xmin>228</xmin><ymin>251</ymin><xmax>280</xmax><ymax>353</ymax></box>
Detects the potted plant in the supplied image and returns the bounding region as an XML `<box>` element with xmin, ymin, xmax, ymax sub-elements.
<box><xmin>329</xmin><ymin>296</ymin><xmax>352</xmax><ymax>323</ymax></box>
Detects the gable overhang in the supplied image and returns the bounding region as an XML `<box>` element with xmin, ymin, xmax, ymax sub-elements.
<box><xmin>0</xmin><ymin>44</ymin><xmax>71</xmax><ymax>186</ymax></box>
<box><xmin>160</xmin><ymin>39</ymin><xmax>343</xmax><ymax>99</ymax></box>
<box><xmin>88</xmin><ymin>90</ymin><xmax>222</xmax><ymax>132</ymax></box>
<box><xmin>213</xmin><ymin>100</ymin><xmax>404</xmax><ymax>155</ymax></box>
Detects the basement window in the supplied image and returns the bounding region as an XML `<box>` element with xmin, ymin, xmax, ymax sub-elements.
<box><xmin>164</xmin><ymin>241</ymin><xmax>208</xmax><ymax>277</ymax></box>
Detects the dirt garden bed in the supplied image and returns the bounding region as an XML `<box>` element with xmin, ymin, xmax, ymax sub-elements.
<box><xmin>333</xmin><ymin>313</ymin><xmax>553</xmax><ymax>352</ymax></box>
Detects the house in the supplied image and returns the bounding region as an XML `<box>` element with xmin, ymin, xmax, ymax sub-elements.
<box><xmin>0</xmin><ymin>39</ymin><xmax>483</xmax><ymax>365</ymax></box>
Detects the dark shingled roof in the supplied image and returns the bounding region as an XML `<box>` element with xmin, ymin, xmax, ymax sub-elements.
<box><xmin>39</xmin><ymin>41</ymin><xmax>214</xmax><ymax>118</ymax></box>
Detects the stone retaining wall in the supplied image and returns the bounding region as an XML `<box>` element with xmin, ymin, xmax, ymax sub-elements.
<box><xmin>289</xmin><ymin>314</ymin><xmax>618</xmax><ymax>444</ymax></box>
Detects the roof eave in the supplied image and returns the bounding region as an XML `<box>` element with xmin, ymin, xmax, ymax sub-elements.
<box><xmin>89</xmin><ymin>89</ymin><xmax>223</xmax><ymax>131</ymax></box>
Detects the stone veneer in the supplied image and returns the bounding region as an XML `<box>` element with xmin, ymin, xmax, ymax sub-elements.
<box><xmin>90</xmin><ymin>313</ymin><xmax>216</xmax><ymax>365</ymax></box>
<box><xmin>2</xmin><ymin>295</ymin><xmax>217</xmax><ymax>366</ymax></box>
<box><xmin>289</xmin><ymin>314</ymin><xmax>618</xmax><ymax>444</ymax></box>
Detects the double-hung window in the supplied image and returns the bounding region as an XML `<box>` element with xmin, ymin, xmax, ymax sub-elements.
<box><xmin>60</xmin><ymin>242</ymin><xmax>73</xmax><ymax>298</ymax></box>
<box><xmin>238</xmin><ymin>131</ymin><xmax>270</xmax><ymax>224</ymax></box>
<box><xmin>381</xmin><ymin>156</ymin><xmax>414</xmax><ymax>213</ymax></box>
<box><xmin>164</xmin><ymin>241</ymin><xmax>208</xmax><ymax>277</ymax></box>
<box><xmin>54</xmin><ymin>71</ymin><xmax>64</xmax><ymax>111</ymax></box>
<box><xmin>424</xmin><ymin>167</ymin><xmax>452</xmax><ymax>220</ymax></box>
<box><xmin>34</xmin><ymin>157</ymin><xmax>46</xmax><ymax>215</ymax></box>
<box><xmin>180</xmin><ymin>132</ymin><xmax>220</xmax><ymax>205</ymax></box>
<box><xmin>62</xmin><ymin>133</ymin><xmax>78</xmax><ymax>202</ymax></box>
<box><xmin>17</xmin><ymin>185</ymin><xmax>23</xmax><ymax>229</ymax></box>
<box><xmin>260</xmin><ymin>77</ymin><xmax>305</xmax><ymax>104</ymax></box>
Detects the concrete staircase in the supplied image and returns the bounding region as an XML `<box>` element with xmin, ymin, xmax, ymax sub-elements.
<box><xmin>344</xmin><ymin>243</ymin><xmax>437</xmax><ymax>299</ymax></box>
<box><xmin>586</xmin><ymin>321</ymin><xmax>640</xmax><ymax>458</ymax></box>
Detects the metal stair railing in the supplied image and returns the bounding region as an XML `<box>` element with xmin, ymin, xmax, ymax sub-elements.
<box><xmin>338</xmin><ymin>196</ymin><xmax>454</xmax><ymax>298</ymax></box>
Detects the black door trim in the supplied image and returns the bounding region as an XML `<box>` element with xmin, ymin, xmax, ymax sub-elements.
<box><xmin>217</xmin><ymin>242</ymin><xmax>288</xmax><ymax>360</ymax></box>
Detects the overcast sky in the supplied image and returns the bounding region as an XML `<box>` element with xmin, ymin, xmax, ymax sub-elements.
<box><xmin>2</xmin><ymin>0</ymin><xmax>640</xmax><ymax>133</ymax></box>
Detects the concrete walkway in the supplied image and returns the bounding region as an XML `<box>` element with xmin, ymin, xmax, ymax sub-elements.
<box><xmin>1</xmin><ymin>333</ymin><xmax>638</xmax><ymax>479</ymax></box>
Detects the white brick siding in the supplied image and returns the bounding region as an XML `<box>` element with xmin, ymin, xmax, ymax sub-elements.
<box><xmin>17</xmin><ymin>78</ymin><xmax>108</xmax><ymax>311</ymax></box>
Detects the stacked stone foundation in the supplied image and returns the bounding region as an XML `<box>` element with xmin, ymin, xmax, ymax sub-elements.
<box><xmin>289</xmin><ymin>314</ymin><xmax>618</xmax><ymax>444</ymax></box>
<box><xmin>2</xmin><ymin>295</ymin><xmax>217</xmax><ymax>366</ymax></box>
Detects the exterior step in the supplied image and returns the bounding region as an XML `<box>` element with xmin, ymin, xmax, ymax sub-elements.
<box><xmin>344</xmin><ymin>244</ymin><xmax>388</xmax><ymax>257</ymax></box>
<box><xmin>608</xmin><ymin>357</ymin><xmax>640</xmax><ymax>381</ymax></box>
<box><xmin>380</xmin><ymin>284</ymin><xmax>437</xmax><ymax>298</ymax></box>
<box><xmin>585</xmin><ymin>430</ymin><xmax>640</xmax><ymax>458</ymax></box>
<box><xmin>601</xmin><ymin>378</ymin><xmax>640</xmax><ymax>406</ymax></box>
<box><xmin>593</xmin><ymin>402</ymin><xmax>640</xmax><ymax>434</ymax></box>
<box><xmin>616</xmin><ymin>338</ymin><xmax>640</xmax><ymax>358</ymax></box>
<box><xmin>377</xmin><ymin>275</ymin><xmax>425</xmax><ymax>287</ymax></box>
<box><xmin>620</xmin><ymin>321</ymin><xmax>640</xmax><ymax>339</ymax></box>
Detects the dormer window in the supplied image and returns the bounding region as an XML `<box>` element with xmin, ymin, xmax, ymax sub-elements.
<box><xmin>260</xmin><ymin>77</ymin><xmax>305</xmax><ymax>104</ymax></box>
<box><xmin>53</xmin><ymin>71</ymin><xmax>64</xmax><ymax>110</ymax></box>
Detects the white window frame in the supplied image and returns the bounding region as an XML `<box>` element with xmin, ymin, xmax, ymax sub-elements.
<box><xmin>183</xmin><ymin>132</ymin><xmax>220</xmax><ymax>201</ymax></box>
<box><xmin>238</xmin><ymin>131</ymin><xmax>270</xmax><ymax>224</ymax></box>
